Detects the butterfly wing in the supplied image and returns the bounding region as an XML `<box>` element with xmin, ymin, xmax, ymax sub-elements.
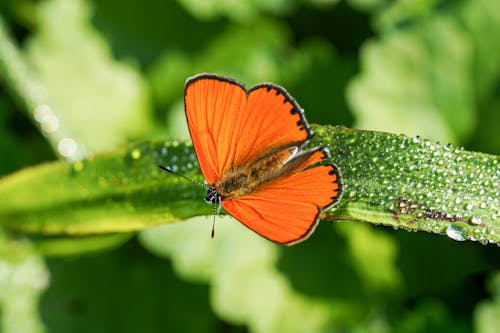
<box><xmin>184</xmin><ymin>73</ymin><xmax>312</xmax><ymax>185</ymax></box>
<box><xmin>222</xmin><ymin>150</ymin><xmax>342</xmax><ymax>245</ymax></box>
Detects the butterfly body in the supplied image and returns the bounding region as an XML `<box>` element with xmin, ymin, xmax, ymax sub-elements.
<box><xmin>215</xmin><ymin>146</ymin><xmax>305</xmax><ymax>200</ymax></box>
<box><xmin>183</xmin><ymin>73</ymin><xmax>343</xmax><ymax>245</ymax></box>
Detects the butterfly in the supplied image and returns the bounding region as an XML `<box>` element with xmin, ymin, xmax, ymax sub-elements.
<box><xmin>160</xmin><ymin>73</ymin><xmax>343</xmax><ymax>245</ymax></box>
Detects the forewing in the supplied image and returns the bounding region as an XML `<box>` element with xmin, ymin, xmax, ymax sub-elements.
<box><xmin>185</xmin><ymin>74</ymin><xmax>312</xmax><ymax>185</ymax></box>
<box><xmin>234</xmin><ymin>83</ymin><xmax>312</xmax><ymax>166</ymax></box>
<box><xmin>184</xmin><ymin>74</ymin><xmax>246</xmax><ymax>184</ymax></box>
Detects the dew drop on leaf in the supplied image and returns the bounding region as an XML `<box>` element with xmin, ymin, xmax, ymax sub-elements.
<box><xmin>446</xmin><ymin>224</ymin><xmax>466</xmax><ymax>241</ymax></box>
<box><xmin>465</xmin><ymin>203</ymin><xmax>475</xmax><ymax>211</ymax></box>
<box><xmin>58</xmin><ymin>138</ymin><xmax>77</xmax><ymax>158</ymax></box>
<box><xmin>470</xmin><ymin>216</ymin><xmax>482</xmax><ymax>225</ymax></box>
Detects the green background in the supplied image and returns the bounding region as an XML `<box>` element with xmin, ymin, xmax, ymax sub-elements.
<box><xmin>0</xmin><ymin>0</ymin><xmax>499</xmax><ymax>332</ymax></box>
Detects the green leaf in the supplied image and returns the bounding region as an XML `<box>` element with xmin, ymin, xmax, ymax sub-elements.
<box><xmin>393</xmin><ymin>299</ymin><xmax>466</xmax><ymax>333</ymax></box>
<box><xmin>32</xmin><ymin>233</ymin><xmax>133</xmax><ymax>257</ymax></box>
<box><xmin>0</xmin><ymin>126</ymin><xmax>497</xmax><ymax>245</ymax></box>
<box><xmin>319</xmin><ymin>125</ymin><xmax>499</xmax><ymax>244</ymax></box>
<box><xmin>348</xmin><ymin>16</ymin><xmax>474</xmax><ymax>143</ymax></box>
<box><xmin>0</xmin><ymin>141</ymin><xmax>207</xmax><ymax>234</ymax></box>
<box><xmin>40</xmin><ymin>239</ymin><xmax>219</xmax><ymax>333</ymax></box>
<box><xmin>347</xmin><ymin>0</ymin><xmax>500</xmax><ymax>149</ymax></box>
<box><xmin>461</xmin><ymin>0</ymin><xmax>500</xmax><ymax>155</ymax></box>
<box><xmin>139</xmin><ymin>218</ymin><xmax>352</xmax><ymax>332</ymax></box>
<box><xmin>0</xmin><ymin>0</ymin><xmax>153</xmax><ymax>161</ymax></box>
<box><xmin>474</xmin><ymin>272</ymin><xmax>500</xmax><ymax>333</ymax></box>
<box><xmin>24</xmin><ymin>0</ymin><xmax>152</xmax><ymax>154</ymax></box>
<box><xmin>335</xmin><ymin>223</ymin><xmax>401</xmax><ymax>291</ymax></box>
<box><xmin>175</xmin><ymin>0</ymin><xmax>293</xmax><ymax>22</ymax></box>
<box><xmin>0</xmin><ymin>250</ymin><xmax>48</xmax><ymax>333</ymax></box>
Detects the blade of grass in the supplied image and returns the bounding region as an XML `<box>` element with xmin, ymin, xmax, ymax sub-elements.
<box><xmin>0</xmin><ymin>126</ymin><xmax>498</xmax><ymax>244</ymax></box>
<box><xmin>317</xmin><ymin>125</ymin><xmax>499</xmax><ymax>244</ymax></box>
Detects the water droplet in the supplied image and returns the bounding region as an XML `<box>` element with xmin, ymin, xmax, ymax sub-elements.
<box><xmin>446</xmin><ymin>224</ymin><xmax>466</xmax><ymax>241</ymax></box>
<box><xmin>58</xmin><ymin>138</ymin><xmax>77</xmax><ymax>158</ymax></box>
<box><xmin>41</xmin><ymin>114</ymin><xmax>59</xmax><ymax>133</ymax></box>
<box><xmin>131</xmin><ymin>149</ymin><xmax>141</xmax><ymax>159</ymax></box>
<box><xmin>470</xmin><ymin>216</ymin><xmax>482</xmax><ymax>225</ymax></box>
<box><xmin>34</xmin><ymin>104</ymin><xmax>53</xmax><ymax>122</ymax></box>
<box><xmin>466</xmin><ymin>203</ymin><xmax>475</xmax><ymax>211</ymax></box>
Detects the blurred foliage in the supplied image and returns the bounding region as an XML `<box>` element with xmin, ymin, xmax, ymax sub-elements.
<box><xmin>474</xmin><ymin>272</ymin><xmax>500</xmax><ymax>333</ymax></box>
<box><xmin>25</xmin><ymin>0</ymin><xmax>153</xmax><ymax>153</ymax></box>
<box><xmin>0</xmin><ymin>230</ymin><xmax>47</xmax><ymax>333</ymax></box>
<box><xmin>39</xmin><ymin>238</ymin><xmax>223</xmax><ymax>333</ymax></box>
<box><xmin>348</xmin><ymin>0</ymin><xmax>500</xmax><ymax>152</ymax></box>
<box><xmin>0</xmin><ymin>0</ymin><xmax>499</xmax><ymax>332</ymax></box>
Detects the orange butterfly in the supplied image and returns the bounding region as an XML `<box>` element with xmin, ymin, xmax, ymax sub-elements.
<box><xmin>161</xmin><ymin>73</ymin><xmax>342</xmax><ymax>245</ymax></box>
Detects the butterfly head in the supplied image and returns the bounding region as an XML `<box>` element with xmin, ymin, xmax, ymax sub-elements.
<box><xmin>205</xmin><ymin>187</ymin><xmax>221</xmax><ymax>205</ymax></box>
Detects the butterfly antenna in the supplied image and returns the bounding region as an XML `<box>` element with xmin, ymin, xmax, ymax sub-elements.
<box><xmin>211</xmin><ymin>203</ymin><xmax>217</xmax><ymax>239</ymax></box>
<box><xmin>158</xmin><ymin>163</ymin><xmax>218</xmax><ymax>240</ymax></box>
<box><xmin>157</xmin><ymin>163</ymin><xmax>209</xmax><ymax>189</ymax></box>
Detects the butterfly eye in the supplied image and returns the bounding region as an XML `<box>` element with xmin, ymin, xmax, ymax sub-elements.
<box><xmin>205</xmin><ymin>188</ymin><xmax>221</xmax><ymax>205</ymax></box>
